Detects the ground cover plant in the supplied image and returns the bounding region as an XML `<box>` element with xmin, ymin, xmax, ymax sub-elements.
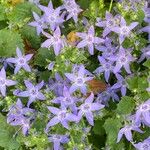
<box><xmin>0</xmin><ymin>0</ymin><xmax>150</xmax><ymax>149</ymax></box>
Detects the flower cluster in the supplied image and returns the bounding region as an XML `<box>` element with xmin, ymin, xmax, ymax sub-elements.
<box><xmin>0</xmin><ymin>0</ymin><xmax>149</xmax><ymax>150</ymax></box>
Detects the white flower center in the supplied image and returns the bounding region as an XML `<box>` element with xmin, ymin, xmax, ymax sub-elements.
<box><xmin>120</xmin><ymin>26</ymin><xmax>130</xmax><ymax>35</ymax></box>
<box><xmin>140</xmin><ymin>104</ymin><xmax>150</xmax><ymax>112</ymax></box>
<box><xmin>76</xmin><ymin>77</ymin><xmax>84</xmax><ymax>86</ymax></box>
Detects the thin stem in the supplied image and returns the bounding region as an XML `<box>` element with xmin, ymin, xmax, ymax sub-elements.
<box><xmin>109</xmin><ymin>0</ymin><xmax>113</xmax><ymax>12</ymax></box>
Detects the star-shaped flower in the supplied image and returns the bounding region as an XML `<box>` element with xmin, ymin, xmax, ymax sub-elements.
<box><xmin>0</xmin><ymin>67</ymin><xmax>17</xmax><ymax>96</ymax></box>
<box><xmin>38</xmin><ymin>1</ymin><xmax>64</xmax><ymax>31</ymax></box>
<box><xmin>48</xmin><ymin>134</ymin><xmax>69</xmax><ymax>150</ymax></box>
<box><xmin>109</xmin><ymin>47</ymin><xmax>135</xmax><ymax>74</ymax></box>
<box><xmin>62</xmin><ymin>0</ymin><xmax>82</xmax><ymax>23</ymax></box>
<box><xmin>135</xmin><ymin>99</ymin><xmax>150</xmax><ymax>126</ymax></box>
<box><xmin>76</xmin><ymin>26</ymin><xmax>104</xmax><ymax>55</ymax></box>
<box><xmin>7</xmin><ymin>99</ymin><xmax>35</xmax><ymax>135</ymax></box>
<box><xmin>6</xmin><ymin>47</ymin><xmax>33</xmax><ymax>74</ymax></box>
<box><xmin>65</xmin><ymin>65</ymin><xmax>93</xmax><ymax>95</ymax></box>
<box><xmin>28</xmin><ymin>12</ymin><xmax>48</xmax><ymax>35</ymax></box>
<box><xmin>78</xmin><ymin>93</ymin><xmax>104</xmax><ymax>126</ymax></box>
<box><xmin>111</xmin><ymin>74</ymin><xmax>127</xmax><ymax>96</ymax></box>
<box><xmin>112</xmin><ymin>17</ymin><xmax>138</xmax><ymax>44</ymax></box>
<box><xmin>41</xmin><ymin>27</ymin><xmax>66</xmax><ymax>56</ymax></box>
<box><xmin>117</xmin><ymin>125</ymin><xmax>143</xmax><ymax>143</ymax></box>
<box><xmin>46</xmin><ymin>106</ymin><xmax>77</xmax><ymax>131</ymax></box>
<box><xmin>96</xmin><ymin>11</ymin><xmax>120</xmax><ymax>37</ymax></box>
<box><xmin>94</xmin><ymin>56</ymin><xmax>114</xmax><ymax>82</ymax></box>
<box><xmin>134</xmin><ymin>137</ymin><xmax>150</xmax><ymax>150</ymax></box>
<box><xmin>52</xmin><ymin>86</ymin><xmax>78</xmax><ymax>114</ymax></box>
<box><xmin>138</xmin><ymin>45</ymin><xmax>150</xmax><ymax>63</ymax></box>
<box><xmin>17</xmin><ymin>80</ymin><xmax>45</xmax><ymax>107</ymax></box>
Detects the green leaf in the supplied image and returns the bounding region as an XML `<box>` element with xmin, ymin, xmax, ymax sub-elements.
<box><xmin>103</xmin><ymin>118</ymin><xmax>122</xmax><ymax>146</ymax></box>
<box><xmin>0</xmin><ymin>5</ymin><xmax>6</xmax><ymax>21</ymax></box>
<box><xmin>127</xmin><ymin>76</ymin><xmax>148</xmax><ymax>92</ymax></box>
<box><xmin>7</xmin><ymin>2</ymin><xmax>41</xmax><ymax>25</ymax></box>
<box><xmin>0</xmin><ymin>113</ymin><xmax>20</xmax><ymax>150</ymax></box>
<box><xmin>93</xmin><ymin>119</ymin><xmax>105</xmax><ymax>135</ymax></box>
<box><xmin>20</xmin><ymin>25</ymin><xmax>41</xmax><ymax>49</ymax></box>
<box><xmin>143</xmin><ymin>60</ymin><xmax>150</xmax><ymax>68</ymax></box>
<box><xmin>116</xmin><ymin>96</ymin><xmax>135</xmax><ymax>115</ymax></box>
<box><xmin>0</xmin><ymin>29</ymin><xmax>24</xmax><ymax>57</ymax></box>
<box><xmin>34</xmin><ymin>48</ymin><xmax>55</xmax><ymax>67</ymax></box>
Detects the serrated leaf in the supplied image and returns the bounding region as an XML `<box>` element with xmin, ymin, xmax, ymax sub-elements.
<box><xmin>0</xmin><ymin>5</ymin><xmax>6</xmax><ymax>21</ymax></box>
<box><xmin>0</xmin><ymin>29</ymin><xmax>24</xmax><ymax>57</ymax></box>
<box><xmin>127</xmin><ymin>76</ymin><xmax>148</xmax><ymax>92</ymax></box>
<box><xmin>116</xmin><ymin>96</ymin><xmax>135</xmax><ymax>115</ymax></box>
<box><xmin>20</xmin><ymin>25</ymin><xmax>41</xmax><ymax>49</ymax></box>
<box><xmin>34</xmin><ymin>48</ymin><xmax>55</xmax><ymax>67</ymax></box>
<box><xmin>8</xmin><ymin>2</ymin><xmax>41</xmax><ymax>25</ymax></box>
<box><xmin>93</xmin><ymin>119</ymin><xmax>105</xmax><ymax>135</ymax></box>
<box><xmin>103</xmin><ymin>118</ymin><xmax>122</xmax><ymax>145</ymax></box>
<box><xmin>0</xmin><ymin>113</ymin><xmax>20</xmax><ymax>150</ymax></box>
<box><xmin>143</xmin><ymin>60</ymin><xmax>150</xmax><ymax>68</ymax></box>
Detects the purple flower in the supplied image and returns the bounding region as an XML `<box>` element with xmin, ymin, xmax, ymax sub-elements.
<box><xmin>76</xmin><ymin>26</ymin><xmax>104</xmax><ymax>55</ymax></box>
<box><xmin>134</xmin><ymin>137</ymin><xmax>150</xmax><ymax>150</ymax></box>
<box><xmin>48</xmin><ymin>61</ymin><xmax>55</xmax><ymax>70</ymax></box>
<box><xmin>52</xmin><ymin>86</ymin><xmax>78</xmax><ymax>114</ymax></box>
<box><xmin>0</xmin><ymin>58</ymin><xmax>14</xmax><ymax>69</ymax></box>
<box><xmin>112</xmin><ymin>17</ymin><xmax>138</xmax><ymax>44</ymax></box>
<box><xmin>41</xmin><ymin>27</ymin><xmax>66</xmax><ymax>56</ymax></box>
<box><xmin>96</xmin><ymin>38</ymin><xmax>117</xmax><ymax>58</ymax></box>
<box><xmin>28</xmin><ymin>12</ymin><xmax>48</xmax><ymax>35</ymax></box>
<box><xmin>65</xmin><ymin>65</ymin><xmax>93</xmax><ymax>95</ymax></box>
<box><xmin>135</xmin><ymin>99</ymin><xmax>150</xmax><ymax>126</ymax></box>
<box><xmin>96</xmin><ymin>11</ymin><xmax>120</xmax><ymax>37</ymax></box>
<box><xmin>7</xmin><ymin>99</ymin><xmax>35</xmax><ymax>135</ymax></box>
<box><xmin>117</xmin><ymin>125</ymin><xmax>143</xmax><ymax>143</ymax></box>
<box><xmin>17</xmin><ymin>80</ymin><xmax>45</xmax><ymax>107</ymax></box>
<box><xmin>109</xmin><ymin>47</ymin><xmax>135</xmax><ymax>74</ymax></box>
<box><xmin>62</xmin><ymin>0</ymin><xmax>82</xmax><ymax>23</ymax></box>
<box><xmin>78</xmin><ymin>93</ymin><xmax>104</xmax><ymax>126</ymax></box>
<box><xmin>6</xmin><ymin>47</ymin><xmax>33</xmax><ymax>74</ymax></box>
<box><xmin>94</xmin><ymin>56</ymin><xmax>114</xmax><ymax>82</ymax></box>
<box><xmin>96</xmin><ymin>86</ymin><xmax>119</xmax><ymax>106</ymax></box>
<box><xmin>140</xmin><ymin>24</ymin><xmax>150</xmax><ymax>41</ymax></box>
<box><xmin>138</xmin><ymin>45</ymin><xmax>150</xmax><ymax>63</ymax></box>
<box><xmin>143</xmin><ymin>4</ymin><xmax>150</xmax><ymax>23</ymax></box>
<box><xmin>0</xmin><ymin>67</ymin><xmax>17</xmax><ymax>96</ymax></box>
<box><xmin>38</xmin><ymin>1</ymin><xmax>64</xmax><ymax>31</ymax></box>
<box><xmin>46</xmin><ymin>106</ymin><xmax>77</xmax><ymax>131</ymax></box>
<box><xmin>111</xmin><ymin>74</ymin><xmax>127</xmax><ymax>96</ymax></box>
<box><xmin>47</xmin><ymin>73</ymin><xmax>70</xmax><ymax>97</ymax></box>
<box><xmin>48</xmin><ymin>134</ymin><xmax>69</xmax><ymax>150</ymax></box>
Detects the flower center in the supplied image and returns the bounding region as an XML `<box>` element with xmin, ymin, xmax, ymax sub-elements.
<box><xmin>83</xmin><ymin>104</ymin><xmax>91</xmax><ymax>111</ymax></box>
<box><xmin>141</xmin><ymin>143</ymin><xmax>150</xmax><ymax>150</ymax></box>
<box><xmin>106</xmin><ymin>20</ymin><xmax>114</xmax><ymax>27</ymax></box>
<box><xmin>30</xmin><ymin>89</ymin><xmax>37</xmax><ymax>96</ymax></box>
<box><xmin>87</xmin><ymin>35</ymin><xmax>94</xmax><ymax>43</ymax></box>
<box><xmin>64</xmin><ymin>97</ymin><xmax>72</xmax><ymax>104</ymax></box>
<box><xmin>121</xmin><ymin>26</ymin><xmax>130</xmax><ymax>35</ymax></box>
<box><xmin>53</xmin><ymin>135</ymin><xmax>61</xmax><ymax>141</ymax></box>
<box><xmin>76</xmin><ymin>78</ymin><xmax>84</xmax><ymax>85</ymax></box>
<box><xmin>141</xmin><ymin>104</ymin><xmax>150</xmax><ymax>111</ymax></box>
<box><xmin>0</xmin><ymin>78</ymin><xmax>5</xmax><ymax>86</ymax></box>
<box><xmin>120</xmin><ymin>56</ymin><xmax>127</xmax><ymax>63</ymax></box>
<box><xmin>18</xmin><ymin>58</ymin><xmax>26</xmax><ymax>65</ymax></box>
<box><xmin>58</xmin><ymin>111</ymin><xmax>67</xmax><ymax>119</ymax></box>
<box><xmin>104</xmin><ymin>63</ymin><xmax>111</xmax><ymax>70</ymax></box>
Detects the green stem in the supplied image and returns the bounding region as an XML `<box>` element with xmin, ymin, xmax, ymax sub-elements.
<box><xmin>109</xmin><ymin>0</ymin><xmax>113</xmax><ymax>12</ymax></box>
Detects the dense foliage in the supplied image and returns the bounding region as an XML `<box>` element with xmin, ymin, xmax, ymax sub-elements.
<box><xmin>0</xmin><ymin>0</ymin><xmax>149</xmax><ymax>150</ymax></box>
